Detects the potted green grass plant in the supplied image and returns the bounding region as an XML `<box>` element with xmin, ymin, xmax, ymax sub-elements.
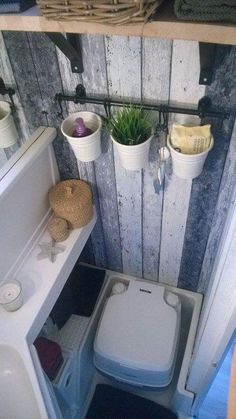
<box><xmin>109</xmin><ymin>107</ymin><xmax>153</xmax><ymax>171</ymax></box>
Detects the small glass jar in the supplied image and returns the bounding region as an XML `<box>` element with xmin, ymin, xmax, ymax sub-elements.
<box><xmin>0</xmin><ymin>279</ymin><xmax>23</xmax><ymax>312</ymax></box>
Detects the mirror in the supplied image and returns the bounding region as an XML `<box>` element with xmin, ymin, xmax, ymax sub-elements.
<box><xmin>0</xmin><ymin>78</ymin><xmax>31</xmax><ymax>175</ymax></box>
<box><xmin>0</xmin><ymin>137</ymin><xmax>27</xmax><ymax>176</ymax></box>
<box><xmin>0</xmin><ymin>127</ymin><xmax>57</xmax><ymax>281</ymax></box>
<box><xmin>0</xmin><ymin>129</ymin><xmax>34</xmax><ymax>182</ymax></box>
<box><xmin>0</xmin><ymin>127</ymin><xmax>51</xmax><ymax>182</ymax></box>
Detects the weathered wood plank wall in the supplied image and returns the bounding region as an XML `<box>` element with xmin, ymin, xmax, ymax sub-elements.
<box><xmin>1</xmin><ymin>32</ymin><xmax>235</xmax><ymax>292</ymax></box>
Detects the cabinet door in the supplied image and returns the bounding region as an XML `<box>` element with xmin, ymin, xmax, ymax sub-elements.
<box><xmin>30</xmin><ymin>345</ymin><xmax>63</xmax><ymax>419</ymax></box>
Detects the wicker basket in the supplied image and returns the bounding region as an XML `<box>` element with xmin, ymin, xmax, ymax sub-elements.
<box><xmin>36</xmin><ymin>0</ymin><xmax>164</xmax><ymax>24</ymax></box>
<box><xmin>49</xmin><ymin>179</ymin><xmax>93</xmax><ymax>229</ymax></box>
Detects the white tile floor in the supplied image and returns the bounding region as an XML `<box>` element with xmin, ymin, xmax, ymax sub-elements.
<box><xmin>198</xmin><ymin>342</ymin><xmax>235</xmax><ymax>419</ymax></box>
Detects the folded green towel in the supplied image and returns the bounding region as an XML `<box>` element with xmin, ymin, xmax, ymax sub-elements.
<box><xmin>174</xmin><ymin>0</ymin><xmax>236</xmax><ymax>22</ymax></box>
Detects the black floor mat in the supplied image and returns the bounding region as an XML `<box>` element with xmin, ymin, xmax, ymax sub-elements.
<box><xmin>85</xmin><ymin>385</ymin><xmax>177</xmax><ymax>419</ymax></box>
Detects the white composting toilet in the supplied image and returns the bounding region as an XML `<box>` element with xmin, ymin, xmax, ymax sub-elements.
<box><xmin>94</xmin><ymin>279</ymin><xmax>181</xmax><ymax>388</ymax></box>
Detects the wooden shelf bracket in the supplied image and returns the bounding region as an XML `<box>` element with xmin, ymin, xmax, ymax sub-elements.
<box><xmin>199</xmin><ymin>42</ymin><xmax>217</xmax><ymax>86</ymax></box>
<box><xmin>45</xmin><ymin>33</ymin><xmax>84</xmax><ymax>74</ymax></box>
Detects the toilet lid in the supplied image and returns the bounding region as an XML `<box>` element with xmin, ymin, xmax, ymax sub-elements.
<box><xmin>94</xmin><ymin>280</ymin><xmax>180</xmax><ymax>373</ymax></box>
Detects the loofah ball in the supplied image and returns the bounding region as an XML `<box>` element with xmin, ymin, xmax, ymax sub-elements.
<box><xmin>47</xmin><ymin>217</ymin><xmax>70</xmax><ymax>242</ymax></box>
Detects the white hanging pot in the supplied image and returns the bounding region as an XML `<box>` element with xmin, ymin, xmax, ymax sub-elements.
<box><xmin>61</xmin><ymin>111</ymin><xmax>102</xmax><ymax>162</ymax></box>
<box><xmin>111</xmin><ymin>135</ymin><xmax>153</xmax><ymax>171</ymax></box>
<box><xmin>0</xmin><ymin>101</ymin><xmax>18</xmax><ymax>148</ymax></box>
<box><xmin>167</xmin><ymin>135</ymin><xmax>214</xmax><ymax>179</ymax></box>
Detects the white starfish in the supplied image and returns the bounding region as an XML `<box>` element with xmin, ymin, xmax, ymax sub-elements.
<box><xmin>37</xmin><ymin>241</ymin><xmax>65</xmax><ymax>263</ymax></box>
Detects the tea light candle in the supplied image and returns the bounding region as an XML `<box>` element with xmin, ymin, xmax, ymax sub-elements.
<box><xmin>0</xmin><ymin>280</ymin><xmax>23</xmax><ymax>312</ymax></box>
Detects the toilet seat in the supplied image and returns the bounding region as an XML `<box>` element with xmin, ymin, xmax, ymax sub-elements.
<box><xmin>94</xmin><ymin>279</ymin><xmax>181</xmax><ymax>388</ymax></box>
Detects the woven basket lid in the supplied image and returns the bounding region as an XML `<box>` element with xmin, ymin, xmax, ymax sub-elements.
<box><xmin>48</xmin><ymin>180</ymin><xmax>93</xmax><ymax>228</ymax></box>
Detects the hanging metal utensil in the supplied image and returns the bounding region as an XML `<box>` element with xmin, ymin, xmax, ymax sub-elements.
<box><xmin>153</xmin><ymin>107</ymin><xmax>170</xmax><ymax>194</ymax></box>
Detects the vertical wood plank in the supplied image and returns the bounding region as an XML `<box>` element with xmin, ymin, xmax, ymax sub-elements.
<box><xmin>159</xmin><ymin>40</ymin><xmax>206</xmax><ymax>287</ymax></box>
<box><xmin>105</xmin><ymin>35</ymin><xmax>142</xmax><ymax>276</ymax></box>
<box><xmin>197</xmin><ymin>46</ymin><xmax>236</xmax><ymax>294</ymax></box>
<box><xmin>81</xmin><ymin>34</ymin><xmax>107</xmax><ymax>115</ymax></box>
<box><xmin>198</xmin><ymin>119</ymin><xmax>236</xmax><ymax>294</ymax></box>
<box><xmin>168</xmin><ymin>40</ymin><xmax>206</xmax><ymax>107</ymax></box>
<box><xmin>159</xmin><ymin>177</ymin><xmax>192</xmax><ymax>285</ymax></box>
<box><xmin>94</xmin><ymin>131</ymin><xmax>122</xmax><ymax>271</ymax></box>
<box><xmin>56</xmin><ymin>35</ymin><xmax>107</xmax><ymax>267</ymax></box>
<box><xmin>26</xmin><ymin>32</ymin><xmax>79</xmax><ymax>180</ymax></box>
<box><xmin>105</xmin><ymin>35</ymin><xmax>142</xmax><ymax>99</ymax></box>
<box><xmin>180</xmin><ymin>45</ymin><xmax>236</xmax><ymax>292</ymax></box>
<box><xmin>80</xmin><ymin>35</ymin><xmax>108</xmax><ymax>268</ymax></box>
<box><xmin>142</xmin><ymin>38</ymin><xmax>172</xmax><ymax>281</ymax></box>
<box><xmin>2</xmin><ymin>32</ymin><xmax>47</xmax><ymax>131</ymax></box>
<box><xmin>81</xmin><ymin>34</ymin><xmax>122</xmax><ymax>271</ymax></box>
<box><xmin>114</xmin><ymin>155</ymin><xmax>142</xmax><ymax>276</ymax></box>
<box><xmin>27</xmin><ymin>32</ymin><xmax>64</xmax><ymax>120</ymax></box>
<box><xmin>78</xmin><ymin>159</ymin><xmax>107</xmax><ymax>267</ymax></box>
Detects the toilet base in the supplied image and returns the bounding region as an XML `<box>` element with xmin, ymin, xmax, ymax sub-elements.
<box><xmin>94</xmin><ymin>279</ymin><xmax>181</xmax><ymax>388</ymax></box>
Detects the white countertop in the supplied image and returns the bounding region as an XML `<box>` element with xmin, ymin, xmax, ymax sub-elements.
<box><xmin>0</xmin><ymin>212</ymin><xmax>96</xmax><ymax>345</ymax></box>
<box><xmin>0</xmin><ymin>126</ymin><xmax>97</xmax><ymax>418</ymax></box>
<box><xmin>0</xmin><ymin>211</ymin><xmax>96</xmax><ymax>419</ymax></box>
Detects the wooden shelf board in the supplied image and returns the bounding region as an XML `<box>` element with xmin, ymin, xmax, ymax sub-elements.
<box><xmin>0</xmin><ymin>5</ymin><xmax>235</xmax><ymax>45</ymax></box>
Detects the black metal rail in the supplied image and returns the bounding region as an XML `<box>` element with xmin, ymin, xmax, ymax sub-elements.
<box><xmin>55</xmin><ymin>84</ymin><xmax>230</xmax><ymax>121</ymax></box>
